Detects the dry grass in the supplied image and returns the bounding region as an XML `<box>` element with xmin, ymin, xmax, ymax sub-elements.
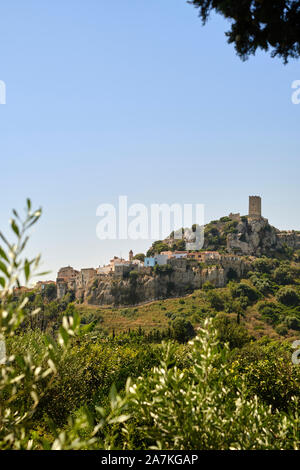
<box><xmin>75</xmin><ymin>289</ymin><xmax>208</xmax><ymax>335</ymax></box>
<box><xmin>75</xmin><ymin>285</ymin><xmax>300</xmax><ymax>341</ymax></box>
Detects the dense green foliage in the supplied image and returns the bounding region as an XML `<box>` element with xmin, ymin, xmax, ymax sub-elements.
<box><xmin>132</xmin><ymin>253</ymin><xmax>145</xmax><ymax>262</ymax></box>
<box><xmin>189</xmin><ymin>0</ymin><xmax>300</xmax><ymax>63</ymax></box>
<box><xmin>125</xmin><ymin>322</ymin><xmax>299</xmax><ymax>449</ymax></box>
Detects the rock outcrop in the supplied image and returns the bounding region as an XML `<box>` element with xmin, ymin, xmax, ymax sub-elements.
<box><xmin>165</xmin><ymin>215</ymin><xmax>300</xmax><ymax>258</ymax></box>
<box><xmin>227</xmin><ymin>217</ymin><xmax>300</xmax><ymax>256</ymax></box>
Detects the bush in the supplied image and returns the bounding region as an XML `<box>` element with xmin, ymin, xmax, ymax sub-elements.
<box><xmin>206</xmin><ymin>290</ymin><xmax>224</xmax><ymax>311</ymax></box>
<box><xmin>133</xmin><ymin>253</ymin><xmax>145</xmax><ymax>262</ymax></box>
<box><xmin>202</xmin><ymin>281</ymin><xmax>214</xmax><ymax>290</ymax></box>
<box><xmin>253</xmin><ymin>257</ymin><xmax>278</xmax><ymax>274</ymax></box>
<box><xmin>273</xmin><ymin>266</ymin><xmax>293</xmax><ymax>285</ymax></box>
<box><xmin>250</xmin><ymin>275</ymin><xmax>273</xmax><ymax>294</ymax></box>
<box><xmin>276</xmin><ymin>287</ymin><xmax>299</xmax><ymax>306</ymax></box>
<box><xmin>230</xmin><ymin>340</ymin><xmax>300</xmax><ymax>412</ymax></box>
<box><xmin>231</xmin><ymin>282</ymin><xmax>259</xmax><ymax>304</ymax></box>
<box><xmin>171</xmin><ymin>239</ymin><xmax>186</xmax><ymax>252</ymax></box>
<box><xmin>171</xmin><ymin>319</ymin><xmax>195</xmax><ymax>343</ymax></box>
<box><xmin>214</xmin><ymin>314</ymin><xmax>251</xmax><ymax>349</ymax></box>
<box><xmin>275</xmin><ymin>324</ymin><xmax>288</xmax><ymax>336</ymax></box>
<box><xmin>257</xmin><ymin>302</ymin><xmax>281</xmax><ymax>325</ymax></box>
<box><xmin>223</xmin><ymin>220</ymin><xmax>238</xmax><ymax>235</ymax></box>
<box><xmin>147</xmin><ymin>241</ymin><xmax>169</xmax><ymax>257</ymax></box>
<box><xmin>14</xmin><ymin>338</ymin><xmax>161</xmax><ymax>426</ymax></box>
<box><xmin>43</xmin><ymin>283</ymin><xmax>57</xmax><ymax>300</ymax></box>
<box><xmin>205</xmin><ymin>225</ymin><xmax>219</xmax><ymax>237</ymax></box>
<box><xmin>153</xmin><ymin>264</ymin><xmax>173</xmax><ymax>275</ymax></box>
<box><xmin>129</xmin><ymin>270</ymin><xmax>139</xmax><ymax>282</ymax></box>
<box><xmin>285</xmin><ymin>316</ymin><xmax>300</xmax><ymax>331</ymax></box>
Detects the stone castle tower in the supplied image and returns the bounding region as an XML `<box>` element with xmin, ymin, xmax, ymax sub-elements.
<box><xmin>129</xmin><ymin>250</ymin><xmax>133</xmax><ymax>261</ymax></box>
<box><xmin>248</xmin><ymin>196</ymin><xmax>261</xmax><ymax>218</ymax></box>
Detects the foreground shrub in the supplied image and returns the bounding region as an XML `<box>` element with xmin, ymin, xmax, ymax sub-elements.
<box><xmin>230</xmin><ymin>340</ymin><xmax>300</xmax><ymax>411</ymax></box>
<box><xmin>125</xmin><ymin>320</ymin><xmax>300</xmax><ymax>450</ymax></box>
<box><xmin>0</xmin><ymin>201</ymin><xmax>130</xmax><ymax>450</ymax></box>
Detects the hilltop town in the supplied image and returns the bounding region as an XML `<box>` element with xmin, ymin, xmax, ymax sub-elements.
<box><xmin>36</xmin><ymin>196</ymin><xmax>300</xmax><ymax>306</ymax></box>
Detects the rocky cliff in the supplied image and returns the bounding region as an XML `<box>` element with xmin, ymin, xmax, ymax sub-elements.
<box><xmin>78</xmin><ymin>256</ymin><xmax>250</xmax><ymax>307</ymax></box>
<box><xmin>226</xmin><ymin>217</ymin><xmax>300</xmax><ymax>256</ymax></box>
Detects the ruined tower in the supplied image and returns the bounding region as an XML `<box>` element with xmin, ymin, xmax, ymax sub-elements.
<box><xmin>248</xmin><ymin>196</ymin><xmax>261</xmax><ymax>218</ymax></box>
<box><xmin>129</xmin><ymin>249</ymin><xmax>133</xmax><ymax>261</ymax></box>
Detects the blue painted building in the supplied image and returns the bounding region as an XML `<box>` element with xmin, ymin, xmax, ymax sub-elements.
<box><xmin>144</xmin><ymin>254</ymin><xmax>168</xmax><ymax>267</ymax></box>
<box><xmin>144</xmin><ymin>257</ymin><xmax>156</xmax><ymax>267</ymax></box>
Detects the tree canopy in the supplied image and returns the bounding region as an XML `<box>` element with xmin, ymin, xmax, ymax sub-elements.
<box><xmin>189</xmin><ymin>0</ymin><xmax>300</xmax><ymax>62</ymax></box>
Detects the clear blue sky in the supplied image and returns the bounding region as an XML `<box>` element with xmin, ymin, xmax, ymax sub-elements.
<box><xmin>0</xmin><ymin>0</ymin><xmax>299</xmax><ymax>279</ymax></box>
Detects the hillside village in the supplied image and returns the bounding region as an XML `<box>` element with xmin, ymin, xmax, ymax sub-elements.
<box><xmin>55</xmin><ymin>250</ymin><xmax>247</xmax><ymax>301</ymax></box>
<box><xmin>34</xmin><ymin>196</ymin><xmax>300</xmax><ymax>306</ymax></box>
